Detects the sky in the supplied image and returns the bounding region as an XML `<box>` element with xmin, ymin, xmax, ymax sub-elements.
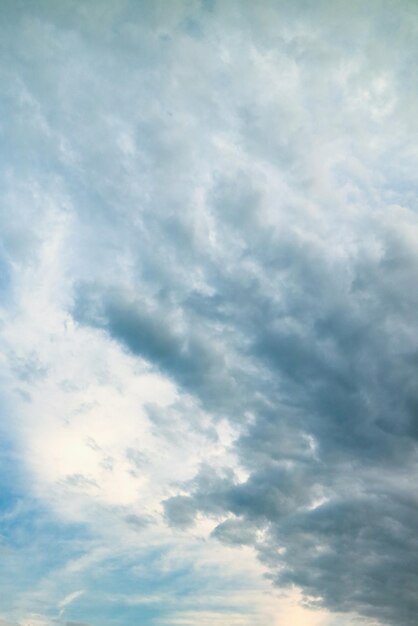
<box><xmin>0</xmin><ymin>1</ymin><xmax>418</xmax><ymax>625</ymax></box>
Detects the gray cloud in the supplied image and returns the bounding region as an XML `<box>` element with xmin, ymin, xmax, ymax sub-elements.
<box><xmin>72</xmin><ymin>8</ymin><xmax>418</xmax><ymax>620</ymax></box>
<box><xmin>72</xmin><ymin>146</ymin><xmax>418</xmax><ymax>624</ymax></box>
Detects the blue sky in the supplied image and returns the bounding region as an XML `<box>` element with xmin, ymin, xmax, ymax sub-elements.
<box><xmin>1</xmin><ymin>1</ymin><xmax>418</xmax><ymax>625</ymax></box>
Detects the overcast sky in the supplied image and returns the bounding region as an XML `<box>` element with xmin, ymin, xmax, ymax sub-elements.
<box><xmin>1</xmin><ymin>1</ymin><xmax>418</xmax><ymax>625</ymax></box>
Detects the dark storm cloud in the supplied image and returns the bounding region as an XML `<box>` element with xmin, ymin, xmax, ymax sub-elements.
<box><xmin>74</xmin><ymin>181</ymin><xmax>418</xmax><ymax>626</ymax></box>
<box><xmin>75</xmin><ymin>198</ymin><xmax>418</xmax><ymax>626</ymax></box>
<box><xmin>73</xmin><ymin>284</ymin><xmax>242</xmax><ymax>413</ymax></box>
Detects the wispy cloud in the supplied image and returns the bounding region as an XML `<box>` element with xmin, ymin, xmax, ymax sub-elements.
<box><xmin>59</xmin><ymin>591</ymin><xmax>85</xmax><ymax>616</ymax></box>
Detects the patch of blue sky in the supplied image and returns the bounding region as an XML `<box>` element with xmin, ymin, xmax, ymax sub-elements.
<box><xmin>62</xmin><ymin>555</ymin><xmax>252</xmax><ymax>626</ymax></box>
<box><xmin>53</xmin><ymin>548</ymin><xmax>204</xmax><ymax>626</ymax></box>
<box><xmin>0</xmin><ymin>438</ymin><xmax>90</xmax><ymax>618</ymax></box>
<box><xmin>0</xmin><ymin>504</ymin><xmax>91</xmax><ymax>609</ymax></box>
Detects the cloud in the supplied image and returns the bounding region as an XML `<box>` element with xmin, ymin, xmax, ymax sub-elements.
<box><xmin>1</xmin><ymin>1</ymin><xmax>418</xmax><ymax>626</ymax></box>
<box><xmin>59</xmin><ymin>593</ymin><xmax>86</xmax><ymax>625</ymax></box>
<box><xmin>59</xmin><ymin>591</ymin><xmax>85</xmax><ymax>612</ymax></box>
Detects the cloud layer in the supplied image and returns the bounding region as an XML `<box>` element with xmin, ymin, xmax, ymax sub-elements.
<box><xmin>1</xmin><ymin>1</ymin><xmax>418</xmax><ymax>626</ymax></box>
